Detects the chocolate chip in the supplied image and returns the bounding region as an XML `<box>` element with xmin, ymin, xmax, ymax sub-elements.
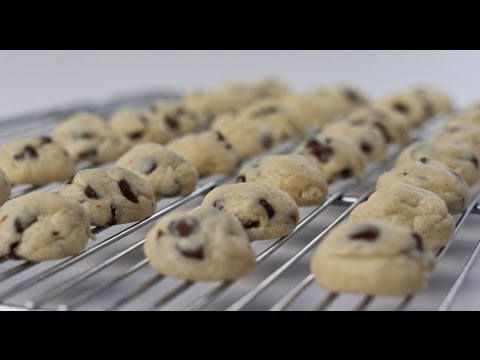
<box><xmin>141</xmin><ymin>158</ymin><xmax>157</xmax><ymax>175</ymax></box>
<box><xmin>169</xmin><ymin>218</ymin><xmax>198</xmax><ymax>237</ymax></box>
<box><xmin>393</xmin><ymin>102</ymin><xmax>409</xmax><ymax>114</ymax></box>
<box><xmin>53</xmin><ymin>231</ymin><xmax>59</xmax><ymax>236</ymax></box>
<box><xmin>305</xmin><ymin>139</ymin><xmax>334</xmax><ymax>163</ymax></box>
<box><xmin>344</xmin><ymin>89</ymin><xmax>361</xmax><ymax>104</ymax></box>
<box><xmin>419</xmin><ymin>157</ymin><xmax>428</xmax><ymax>164</ymax></box>
<box><xmin>165</xmin><ymin>116</ymin><xmax>179</xmax><ymax>130</ymax></box>
<box><xmin>128</xmin><ymin>131</ymin><xmax>144</xmax><ymax>140</ymax></box>
<box><xmin>349</xmin><ymin>226</ymin><xmax>379</xmax><ymax>241</ymax></box>
<box><xmin>339</xmin><ymin>168</ymin><xmax>353</xmax><ymax>179</ymax></box>
<box><xmin>65</xmin><ymin>179</ymin><xmax>73</xmax><ymax>185</ymax></box>
<box><xmin>360</xmin><ymin>141</ymin><xmax>372</xmax><ymax>154</ymax></box>
<box><xmin>118</xmin><ymin>180</ymin><xmax>139</xmax><ymax>203</ymax></box>
<box><xmin>261</xmin><ymin>135</ymin><xmax>273</xmax><ymax>149</ymax></box>
<box><xmin>242</xmin><ymin>220</ymin><xmax>260</xmax><ymax>229</ymax></box>
<box><xmin>5</xmin><ymin>242</ymin><xmax>22</xmax><ymax>261</ymax></box>
<box><xmin>84</xmin><ymin>185</ymin><xmax>99</xmax><ymax>199</ymax></box>
<box><xmin>213</xmin><ymin>200</ymin><xmax>224</xmax><ymax>210</ymax></box>
<box><xmin>373</xmin><ymin>121</ymin><xmax>392</xmax><ymax>142</ymax></box>
<box><xmin>403</xmin><ymin>172</ymin><xmax>408</xmax><ymax>176</ymax></box>
<box><xmin>412</xmin><ymin>233</ymin><xmax>424</xmax><ymax>251</ymax></box>
<box><xmin>78</xmin><ymin>148</ymin><xmax>97</xmax><ymax>160</ymax></box>
<box><xmin>39</xmin><ymin>136</ymin><xmax>52</xmax><ymax>144</ymax></box>
<box><xmin>14</xmin><ymin>146</ymin><xmax>38</xmax><ymax>160</ymax></box>
<box><xmin>157</xmin><ymin>230</ymin><xmax>164</xmax><ymax>237</ymax></box>
<box><xmin>237</xmin><ymin>175</ymin><xmax>246</xmax><ymax>183</ymax></box>
<box><xmin>471</xmin><ymin>156</ymin><xmax>479</xmax><ymax>170</ymax></box>
<box><xmin>106</xmin><ymin>207</ymin><xmax>117</xmax><ymax>226</ymax></box>
<box><xmin>251</xmin><ymin>106</ymin><xmax>280</xmax><ymax>118</ymax></box>
<box><xmin>224</xmin><ymin>142</ymin><xmax>233</xmax><ymax>150</ymax></box>
<box><xmin>259</xmin><ymin>199</ymin><xmax>275</xmax><ymax>218</ymax></box>
<box><xmin>216</xmin><ymin>132</ymin><xmax>226</xmax><ymax>142</ymax></box>
<box><xmin>175</xmin><ymin>244</ymin><xmax>204</xmax><ymax>260</ymax></box>
<box><xmin>290</xmin><ymin>213</ymin><xmax>298</xmax><ymax>223</ymax></box>
<box><xmin>14</xmin><ymin>217</ymin><xmax>37</xmax><ymax>233</ymax></box>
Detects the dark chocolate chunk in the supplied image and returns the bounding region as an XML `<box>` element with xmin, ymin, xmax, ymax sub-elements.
<box><xmin>242</xmin><ymin>220</ymin><xmax>260</xmax><ymax>229</ymax></box>
<box><xmin>128</xmin><ymin>131</ymin><xmax>144</xmax><ymax>140</ymax></box>
<box><xmin>216</xmin><ymin>132</ymin><xmax>226</xmax><ymax>142</ymax></box>
<box><xmin>14</xmin><ymin>146</ymin><xmax>38</xmax><ymax>160</ymax></box>
<box><xmin>419</xmin><ymin>157</ymin><xmax>428</xmax><ymax>164</ymax></box>
<box><xmin>339</xmin><ymin>168</ymin><xmax>353</xmax><ymax>179</ymax></box>
<box><xmin>261</xmin><ymin>134</ymin><xmax>273</xmax><ymax>149</ymax></box>
<box><xmin>157</xmin><ymin>230</ymin><xmax>164</xmax><ymax>237</ymax></box>
<box><xmin>305</xmin><ymin>139</ymin><xmax>334</xmax><ymax>163</ymax></box>
<box><xmin>360</xmin><ymin>141</ymin><xmax>372</xmax><ymax>154</ymax></box>
<box><xmin>53</xmin><ymin>231</ymin><xmax>60</xmax><ymax>236</ymax></box>
<box><xmin>251</xmin><ymin>106</ymin><xmax>280</xmax><ymax>118</ymax></box>
<box><xmin>412</xmin><ymin>233</ymin><xmax>424</xmax><ymax>251</ymax></box>
<box><xmin>165</xmin><ymin>116</ymin><xmax>179</xmax><ymax>130</ymax></box>
<box><xmin>344</xmin><ymin>89</ymin><xmax>360</xmax><ymax>104</ymax></box>
<box><xmin>106</xmin><ymin>207</ymin><xmax>117</xmax><ymax>226</ymax></box>
<box><xmin>175</xmin><ymin>244</ymin><xmax>204</xmax><ymax>260</ymax></box>
<box><xmin>259</xmin><ymin>199</ymin><xmax>275</xmax><ymax>218</ymax></box>
<box><xmin>393</xmin><ymin>102</ymin><xmax>409</xmax><ymax>114</ymax></box>
<box><xmin>39</xmin><ymin>136</ymin><xmax>52</xmax><ymax>144</ymax></box>
<box><xmin>471</xmin><ymin>155</ymin><xmax>479</xmax><ymax>170</ymax></box>
<box><xmin>349</xmin><ymin>226</ymin><xmax>379</xmax><ymax>241</ymax></box>
<box><xmin>224</xmin><ymin>142</ymin><xmax>233</xmax><ymax>150</ymax></box>
<box><xmin>5</xmin><ymin>242</ymin><xmax>23</xmax><ymax>260</ymax></box>
<box><xmin>169</xmin><ymin>218</ymin><xmax>198</xmax><ymax>237</ymax></box>
<box><xmin>237</xmin><ymin>175</ymin><xmax>246</xmax><ymax>183</ymax></box>
<box><xmin>84</xmin><ymin>185</ymin><xmax>99</xmax><ymax>199</ymax></box>
<box><xmin>118</xmin><ymin>180</ymin><xmax>139</xmax><ymax>203</ymax></box>
<box><xmin>290</xmin><ymin>213</ymin><xmax>298</xmax><ymax>223</ymax></box>
<box><xmin>14</xmin><ymin>216</ymin><xmax>37</xmax><ymax>233</ymax></box>
<box><xmin>78</xmin><ymin>148</ymin><xmax>97</xmax><ymax>160</ymax></box>
<box><xmin>213</xmin><ymin>200</ymin><xmax>224</xmax><ymax>211</ymax></box>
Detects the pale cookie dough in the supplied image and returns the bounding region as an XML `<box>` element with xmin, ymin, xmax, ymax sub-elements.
<box><xmin>322</xmin><ymin>122</ymin><xmax>387</xmax><ymax>161</ymax></box>
<box><xmin>147</xmin><ymin>102</ymin><xmax>209</xmax><ymax>136</ymax></box>
<box><xmin>379</xmin><ymin>92</ymin><xmax>427</xmax><ymax>127</ymax></box>
<box><xmin>116</xmin><ymin>143</ymin><xmax>198</xmax><ymax>198</ymax></box>
<box><xmin>212</xmin><ymin>113</ymin><xmax>279</xmax><ymax>158</ymax></box>
<box><xmin>238</xmin><ymin>99</ymin><xmax>303</xmax><ymax>141</ymax></box>
<box><xmin>167</xmin><ymin>130</ymin><xmax>240</xmax><ymax>176</ymax></box>
<box><xmin>110</xmin><ymin>108</ymin><xmax>174</xmax><ymax>145</ymax></box>
<box><xmin>345</xmin><ymin>105</ymin><xmax>410</xmax><ymax>144</ymax></box>
<box><xmin>0</xmin><ymin>192</ymin><xmax>93</xmax><ymax>262</ymax></box>
<box><xmin>183</xmin><ymin>90</ymin><xmax>240</xmax><ymax>121</ymax></box>
<box><xmin>0</xmin><ymin>169</ymin><xmax>11</xmax><ymax>206</ymax></box>
<box><xmin>58</xmin><ymin>168</ymin><xmax>156</xmax><ymax>227</ymax></box>
<box><xmin>307</xmin><ymin>88</ymin><xmax>352</xmax><ymax>117</ymax></box>
<box><xmin>144</xmin><ymin>207</ymin><xmax>255</xmax><ymax>281</ymax></box>
<box><xmin>311</xmin><ymin>221</ymin><xmax>436</xmax><ymax>296</ymax></box>
<box><xmin>202</xmin><ymin>182</ymin><xmax>299</xmax><ymax>241</ymax></box>
<box><xmin>236</xmin><ymin>154</ymin><xmax>328</xmax><ymax>207</ymax></box>
<box><xmin>53</xmin><ymin>113</ymin><xmax>131</xmax><ymax>163</ymax></box>
<box><xmin>349</xmin><ymin>183</ymin><xmax>455</xmax><ymax>251</ymax></box>
<box><xmin>395</xmin><ymin>139</ymin><xmax>480</xmax><ymax>186</ymax></box>
<box><xmin>376</xmin><ymin>159</ymin><xmax>470</xmax><ymax>214</ymax></box>
<box><xmin>294</xmin><ymin>134</ymin><xmax>366</xmax><ymax>183</ymax></box>
<box><xmin>423</xmin><ymin>87</ymin><xmax>454</xmax><ymax>114</ymax></box>
<box><xmin>330</xmin><ymin>85</ymin><xmax>370</xmax><ymax>111</ymax></box>
<box><xmin>433</xmin><ymin>126</ymin><xmax>480</xmax><ymax>158</ymax></box>
<box><xmin>0</xmin><ymin>136</ymin><xmax>75</xmax><ymax>185</ymax></box>
<box><xmin>250</xmin><ymin>78</ymin><xmax>290</xmax><ymax>99</ymax></box>
<box><xmin>444</xmin><ymin>110</ymin><xmax>480</xmax><ymax>128</ymax></box>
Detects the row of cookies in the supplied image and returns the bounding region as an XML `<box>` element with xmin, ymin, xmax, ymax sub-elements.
<box><xmin>140</xmin><ymin>86</ymin><xmax>450</xmax><ymax>282</ymax></box>
<box><xmin>311</xmin><ymin>96</ymin><xmax>480</xmax><ymax>297</ymax></box>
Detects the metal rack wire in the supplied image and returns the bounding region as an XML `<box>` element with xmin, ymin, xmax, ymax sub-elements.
<box><xmin>1</xmin><ymin>88</ymin><xmax>479</xmax><ymax>311</ymax></box>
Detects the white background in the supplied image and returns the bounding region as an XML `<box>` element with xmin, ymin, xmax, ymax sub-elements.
<box><xmin>1</xmin><ymin>50</ymin><xmax>480</xmax><ymax>119</ymax></box>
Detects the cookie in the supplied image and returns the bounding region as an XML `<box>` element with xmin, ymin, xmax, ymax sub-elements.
<box><xmin>349</xmin><ymin>183</ymin><xmax>455</xmax><ymax>251</ymax></box>
<box><xmin>395</xmin><ymin>139</ymin><xmax>480</xmax><ymax>186</ymax></box>
<box><xmin>444</xmin><ymin>110</ymin><xmax>480</xmax><ymax>129</ymax></box>
<box><xmin>58</xmin><ymin>168</ymin><xmax>156</xmax><ymax>227</ymax></box>
<box><xmin>183</xmin><ymin>90</ymin><xmax>239</xmax><ymax>121</ymax></box>
<box><xmin>423</xmin><ymin>87</ymin><xmax>454</xmax><ymax>114</ymax></box>
<box><xmin>322</xmin><ymin>122</ymin><xmax>387</xmax><ymax>161</ymax></box>
<box><xmin>110</xmin><ymin>108</ymin><xmax>174</xmax><ymax>145</ymax></box>
<box><xmin>307</xmin><ymin>88</ymin><xmax>352</xmax><ymax>117</ymax></box>
<box><xmin>294</xmin><ymin>134</ymin><xmax>366</xmax><ymax>183</ymax></box>
<box><xmin>345</xmin><ymin>105</ymin><xmax>410</xmax><ymax>144</ymax></box>
<box><xmin>212</xmin><ymin>113</ymin><xmax>278</xmax><ymax>159</ymax></box>
<box><xmin>147</xmin><ymin>102</ymin><xmax>209</xmax><ymax>136</ymax></box>
<box><xmin>144</xmin><ymin>207</ymin><xmax>255</xmax><ymax>281</ymax></box>
<box><xmin>237</xmin><ymin>154</ymin><xmax>328</xmax><ymax>207</ymax></box>
<box><xmin>0</xmin><ymin>169</ymin><xmax>11</xmax><ymax>206</ymax></box>
<box><xmin>0</xmin><ymin>136</ymin><xmax>75</xmax><ymax>185</ymax></box>
<box><xmin>53</xmin><ymin>113</ymin><xmax>131</xmax><ymax>163</ymax></box>
<box><xmin>116</xmin><ymin>143</ymin><xmax>198</xmax><ymax>198</ymax></box>
<box><xmin>202</xmin><ymin>182</ymin><xmax>299</xmax><ymax>240</ymax></box>
<box><xmin>167</xmin><ymin>130</ymin><xmax>240</xmax><ymax>176</ymax></box>
<box><xmin>376</xmin><ymin>159</ymin><xmax>470</xmax><ymax>214</ymax></box>
<box><xmin>433</xmin><ymin>126</ymin><xmax>480</xmax><ymax>158</ymax></box>
<box><xmin>379</xmin><ymin>92</ymin><xmax>427</xmax><ymax>127</ymax></box>
<box><xmin>250</xmin><ymin>78</ymin><xmax>290</xmax><ymax>100</ymax></box>
<box><xmin>330</xmin><ymin>85</ymin><xmax>370</xmax><ymax>111</ymax></box>
<box><xmin>311</xmin><ymin>221</ymin><xmax>436</xmax><ymax>296</ymax></box>
<box><xmin>0</xmin><ymin>192</ymin><xmax>93</xmax><ymax>262</ymax></box>
<box><xmin>238</xmin><ymin>99</ymin><xmax>303</xmax><ymax>140</ymax></box>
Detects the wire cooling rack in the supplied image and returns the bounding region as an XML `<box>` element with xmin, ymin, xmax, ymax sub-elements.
<box><xmin>1</xmin><ymin>88</ymin><xmax>480</xmax><ymax>311</ymax></box>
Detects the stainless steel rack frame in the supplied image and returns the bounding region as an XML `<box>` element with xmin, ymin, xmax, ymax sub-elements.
<box><xmin>0</xmin><ymin>88</ymin><xmax>479</xmax><ymax>311</ymax></box>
